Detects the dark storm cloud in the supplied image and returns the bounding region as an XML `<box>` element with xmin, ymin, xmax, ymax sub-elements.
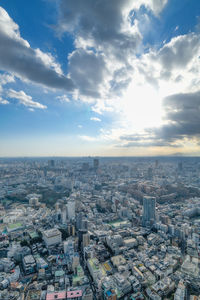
<box><xmin>0</xmin><ymin>7</ymin><xmax>74</xmax><ymax>92</ymax></box>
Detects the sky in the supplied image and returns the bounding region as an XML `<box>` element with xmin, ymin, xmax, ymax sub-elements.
<box><xmin>0</xmin><ymin>0</ymin><xmax>200</xmax><ymax>157</ymax></box>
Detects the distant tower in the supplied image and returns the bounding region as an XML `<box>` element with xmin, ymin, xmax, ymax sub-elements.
<box><xmin>48</xmin><ymin>159</ymin><xmax>55</xmax><ymax>168</ymax></box>
<box><xmin>143</xmin><ymin>196</ymin><xmax>156</xmax><ymax>226</ymax></box>
<box><xmin>82</xmin><ymin>162</ymin><xmax>89</xmax><ymax>172</ymax></box>
<box><xmin>43</xmin><ymin>167</ymin><xmax>47</xmax><ymax>177</ymax></box>
<box><xmin>93</xmin><ymin>158</ymin><xmax>99</xmax><ymax>170</ymax></box>
<box><xmin>147</xmin><ymin>167</ymin><xmax>153</xmax><ymax>180</ymax></box>
<box><xmin>178</xmin><ymin>162</ymin><xmax>183</xmax><ymax>172</ymax></box>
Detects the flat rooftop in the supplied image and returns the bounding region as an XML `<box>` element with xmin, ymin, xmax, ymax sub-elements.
<box><xmin>43</xmin><ymin>228</ymin><xmax>61</xmax><ymax>238</ymax></box>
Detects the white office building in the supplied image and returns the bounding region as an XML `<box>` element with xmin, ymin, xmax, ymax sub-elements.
<box><xmin>43</xmin><ymin>228</ymin><xmax>62</xmax><ymax>247</ymax></box>
<box><xmin>67</xmin><ymin>201</ymin><xmax>75</xmax><ymax>220</ymax></box>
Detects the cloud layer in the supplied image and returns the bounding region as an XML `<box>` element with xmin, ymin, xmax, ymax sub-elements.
<box><xmin>0</xmin><ymin>7</ymin><xmax>74</xmax><ymax>92</ymax></box>
<box><xmin>1</xmin><ymin>1</ymin><xmax>200</xmax><ymax>155</ymax></box>
<box><xmin>7</xmin><ymin>89</ymin><xmax>47</xmax><ymax>109</ymax></box>
<box><xmin>56</xmin><ymin>0</ymin><xmax>200</xmax><ymax>152</ymax></box>
<box><xmin>57</xmin><ymin>0</ymin><xmax>146</xmax><ymax>102</ymax></box>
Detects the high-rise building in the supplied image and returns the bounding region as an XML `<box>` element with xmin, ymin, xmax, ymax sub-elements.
<box><xmin>67</xmin><ymin>201</ymin><xmax>75</xmax><ymax>220</ymax></box>
<box><xmin>155</xmin><ymin>159</ymin><xmax>159</xmax><ymax>168</ymax></box>
<box><xmin>61</xmin><ymin>206</ymin><xmax>67</xmax><ymax>224</ymax></box>
<box><xmin>67</xmin><ymin>224</ymin><xmax>76</xmax><ymax>236</ymax></box>
<box><xmin>82</xmin><ymin>162</ymin><xmax>89</xmax><ymax>171</ymax></box>
<box><xmin>64</xmin><ymin>239</ymin><xmax>74</xmax><ymax>256</ymax></box>
<box><xmin>93</xmin><ymin>158</ymin><xmax>99</xmax><ymax>170</ymax></box>
<box><xmin>76</xmin><ymin>212</ymin><xmax>83</xmax><ymax>230</ymax></box>
<box><xmin>178</xmin><ymin>162</ymin><xmax>183</xmax><ymax>172</ymax></box>
<box><xmin>142</xmin><ymin>196</ymin><xmax>156</xmax><ymax>226</ymax></box>
<box><xmin>78</xmin><ymin>229</ymin><xmax>87</xmax><ymax>249</ymax></box>
<box><xmin>82</xmin><ymin>219</ymin><xmax>88</xmax><ymax>230</ymax></box>
<box><xmin>147</xmin><ymin>167</ymin><xmax>153</xmax><ymax>180</ymax></box>
<box><xmin>82</xmin><ymin>233</ymin><xmax>90</xmax><ymax>248</ymax></box>
<box><xmin>48</xmin><ymin>159</ymin><xmax>55</xmax><ymax>168</ymax></box>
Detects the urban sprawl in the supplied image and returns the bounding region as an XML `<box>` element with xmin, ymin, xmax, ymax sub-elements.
<box><xmin>0</xmin><ymin>157</ymin><xmax>199</xmax><ymax>300</ymax></box>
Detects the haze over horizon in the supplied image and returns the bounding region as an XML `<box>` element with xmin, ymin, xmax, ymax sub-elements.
<box><xmin>0</xmin><ymin>0</ymin><xmax>200</xmax><ymax>157</ymax></box>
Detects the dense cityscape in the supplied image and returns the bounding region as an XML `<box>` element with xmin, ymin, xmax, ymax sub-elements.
<box><xmin>0</xmin><ymin>157</ymin><xmax>199</xmax><ymax>300</ymax></box>
<box><xmin>0</xmin><ymin>0</ymin><xmax>200</xmax><ymax>299</ymax></box>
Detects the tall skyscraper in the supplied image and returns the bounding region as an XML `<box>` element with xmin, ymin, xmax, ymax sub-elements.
<box><xmin>48</xmin><ymin>159</ymin><xmax>55</xmax><ymax>168</ymax></box>
<box><xmin>76</xmin><ymin>212</ymin><xmax>83</xmax><ymax>230</ymax></box>
<box><xmin>147</xmin><ymin>167</ymin><xmax>153</xmax><ymax>180</ymax></box>
<box><xmin>78</xmin><ymin>229</ymin><xmax>87</xmax><ymax>249</ymax></box>
<box><xmin>82</xmin><ymin>162</ymin><xmax>89</xmax><ymax>172</ymax></box>
<box><xmin>93</xmin><ymin>158</ymin><xmax>99</xmax><ymax>170</ymax></box>
<box><xmin>67</xmin><ymin>201</ymin><xmax>75</xmax><ymax>220</ymax></box>
<box><xmin>178</xmin><ymin>162</ymin><xmax>183</xmax><ymax>172</ymax></box>
<box><xmin>82</xmin><ymin>233</ymin><xmax>90</xmax><ymax>248</ymax></box>
<box><xmin>61</xmin><ymin>206</ymin><xmax>67</xmax><ymax>224</ymax></box>
<box><xmin>142</xmin><ymin>196</ymin><xmax>156</xmax><ymax>226</ymax></box>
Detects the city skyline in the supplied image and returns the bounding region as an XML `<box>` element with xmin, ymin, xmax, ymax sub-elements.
<box><xmin>0</xmin><ymin>0</ymin><xmax>200</xmax><ymax>157</ymax></box>
<box><xmin>0</xmin><ymin>156</ymin><xmax>199</xmax><ymax>299</ymax></box>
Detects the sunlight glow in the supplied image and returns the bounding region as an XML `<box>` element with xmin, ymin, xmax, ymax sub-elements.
<box><xmin>121</xmin><ymin>84</ymin><xmax>164</xmax><ymax>132</ymax></box>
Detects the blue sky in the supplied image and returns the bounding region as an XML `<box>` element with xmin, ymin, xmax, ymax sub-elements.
<box><xmin>0</xmin><ymin>0</ymin><xmax>200</xmax><ymax>156</ymax></box>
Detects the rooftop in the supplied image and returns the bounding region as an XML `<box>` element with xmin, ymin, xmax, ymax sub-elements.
<box><xmin>43</xmin><ymin>228</ymin><xmax>61</xmax><ymax>238</ymax></box>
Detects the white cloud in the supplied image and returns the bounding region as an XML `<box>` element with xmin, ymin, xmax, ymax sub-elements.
<box><xmin>0</xmin><ymin>73</ymin><xmax>15</xmax><ymax>104</ymax></box>
<box><xmin>0</xmin><ymin>6</ymin><xmax>30</xmax><ymax>47</ymax></box>
<box><xmin>0</xmin><ymin>73</ymin><xmax>15</xmax><ymax>87</ymax></box>
<box><xmin>79</xmin><ymin>135</ymin><xmax>98</xmax><ymax>142</ymax></box>
<box><xmin>0</xmin><ymin>97</ymin><xmax>9</xmax><ymax>105</ymax></box>
<box><xmin>57</xmin><ymin>0</ymin><xmax>144</xmax><ymax>106</ymax></box>
<box><xmin>87</xmin><ymin>31</ymin><xmax>200</xmax><ymax>149</ymax></box>
<box><xmin>90</xmin><ymin>117</ymin><xmax>101</xmax><ymax>122</ymax></box>
<box><xmin>7</xmin><ymin>89</ymin><xmax>47</xmax><ymax>109</ymax></box>
<box><xmin>56</xmin><ymin>94</ymin><xmax>70</xmax><ymax>102</ymax></box>
<box><xmin>2</xmin><ymin>1</ymin><xmax>199</xmax><ymax>152</ymax></box>
<box><xmin>149</xmin><ymin>0</ymin><xmax>168</xmax><ymax>14</ymax></box>
<box><xmin>0</xmin><ymin>73</ymin><xmax>15</xmax><ymax>93</ymax></box>
<box><xmin>55</xmin><ymin>0</ymin><xmax>170</xmax><ymax>118</ymax></box>
<box><xmin>55</xmin><ymin>0</ymin><xmax>200</xmax><ymax>151</ymax></box>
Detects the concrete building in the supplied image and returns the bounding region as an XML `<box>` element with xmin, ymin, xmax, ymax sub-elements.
<box><xmin>43</xmin><ymin>228</ymin><xmax>62</xmax><ymax>247</ymax></box>
<box><xmin>143</xmin><ymin>196</ymin><xmax>156</xmax><ymax>226</ymax></box>
<box><xmin>93</xmin><ymin>159</ymin><xmax>99</xmax><ymax>170</ymax></box>
<box><xmin>61</xmin><ymin>206</ymin><xmax>67</xmax><ymax>224</ymax></box>
<box><xmin>82</xmin><ymin>233</ymin><xmax>90</xmax><ymax>248</ymax></box>
<box><xmin>174</xmin><ymin>280</ymin><xmax>186</xmax><ymax>300</ymax></box>
<box><xmin>23</xmin><ymin>255</ymin><xmax>36</xmax><ymax>274</ymax></box>
<box><xmin>67</xmin><ymin>201</ymin><xmax>75</xmax><ymax>220</ymax></box>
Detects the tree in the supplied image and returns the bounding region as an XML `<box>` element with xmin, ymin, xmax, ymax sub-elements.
<box><xmin>20</xmin><ymin>240</ymin><xmax>29</xmax><ymax>247</ymax></box>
